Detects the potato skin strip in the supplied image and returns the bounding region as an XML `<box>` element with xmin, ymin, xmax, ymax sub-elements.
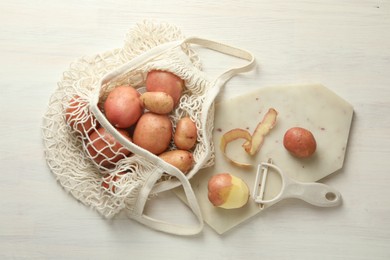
<box><xmin>244</xmin><ymin>108</ymin><xmax>278</xmax><ymax>156</ymax></box>
<box><xmin>220</xmin><ymin>128</ymin><xmax>252</xmax><ymax>167</ymax></box>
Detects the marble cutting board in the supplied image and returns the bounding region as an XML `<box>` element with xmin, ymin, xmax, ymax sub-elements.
<box><xmin>176</xmin><ymin>83</ymin><xmax>354</xmax><ymax>234</ymax></box>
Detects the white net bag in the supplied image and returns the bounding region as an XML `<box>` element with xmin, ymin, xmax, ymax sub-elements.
<box><xmin>42</xmin><ymin>21</ymin><xmax>255</xmax><ymax>235</ymax></box>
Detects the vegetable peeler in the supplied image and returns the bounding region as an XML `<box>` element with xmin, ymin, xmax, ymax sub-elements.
<box><xmin>253</xmin><ymin>159</ymin><xmax>342</xmax><ymax>208</ymax></box>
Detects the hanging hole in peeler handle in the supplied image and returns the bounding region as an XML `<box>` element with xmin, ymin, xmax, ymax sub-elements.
<box><xmin>325</xmin><ymin>192</ymin><xmax>337</xmax><ymax>201</ymax></box>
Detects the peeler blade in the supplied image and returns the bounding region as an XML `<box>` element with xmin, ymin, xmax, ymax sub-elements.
<box><xmin>253</xmin><ymin>158</ymin><xmax>273</xmax><ymax>208</ymax></box>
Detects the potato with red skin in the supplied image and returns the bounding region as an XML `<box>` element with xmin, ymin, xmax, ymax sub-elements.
<box><xmin>101</xmin><ymin>174</ymin><xmax>120</xmax><ymax>192</ymax></box>
<box><xmin>104</xmin><ymin>85</ymin><xmax>143</xmax><ymax>128</ymax></box>
<box><xmin>145</xmin><ymin>70</ymin><xmax>184</xmax><ymax>106</ymax></box>
<box><xmin>283</xmin><ymin>127</ymin><xmax>317</xmax><ymax>158</ymax></box>
<box><xmin>132</xmin><ymin>112</ymin><xmax>172</xmax><ymax>155</ymax></box>
<box><xmin>207</xmin><ymin>173</ymin><xmax>249</xmax><ymax>209</ymax></box>
<box><xmin>87</xmin><ymin>127</ymin><xmax>132</xmax><ymax>167</ymax></box>
<box><xmin>65</xmin><ymin>95</ymin><xmax>96</xmax><ymax>135</ymax></box>
<box><xmin>159</xmin><ymin>150</ymin><xmax>194</xmax><ymax>174</ymax></box>
<box><xmin>101</xmin><ymin>172</ymin><xmax>126</xmax><ymax>193</ymax></box>
<box><xmin>174</xmin><ymin>117</ymin><xmax>197</xmax><ymax>150</ymax></box>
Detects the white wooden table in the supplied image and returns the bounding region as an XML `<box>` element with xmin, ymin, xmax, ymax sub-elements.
<box><xmin>1</xmin><ymin>1</ymin><xmax>389</xmax><ymax>259</ymax></box>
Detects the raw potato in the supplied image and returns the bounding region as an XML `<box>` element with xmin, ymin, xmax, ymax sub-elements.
<box><xmin>159</xmin><ymin>150</ymin><xmax>194</xmax><ymax>174</ymax></box>
<box><xmin>140</xmin><ymin>92</ymin><xmax>174</xmax><ymax>114</ymax></box>
<box><xmin>145</xmin><ymin>70</ymin><xmax>184</xmax><ymax>106</ymax></box>
<box><xmin>133</xmin><ymin>112</ymin><xmax>172</xmax><ymax>155</ymax></box>
<box><xmin>87</xmin><ymin>127</ymin><xmax>132</xmax><ymax>167</ymax></box>
<box><xmin>104</xmin><ymin>85</ymin><xmax>143</xmax><ymax>128</ymax></box>
<box><xmin>174</xmin><ymin>117</ymin><xmax>197</xmax><ymax>150</ymax></box>
<box><xmin>207</xmin><ymin>173</ymin><xmax>249</xmax><ymax>209</ymax></box>
<box><xmin>65</xmin><ymin>95</ymin><xmax>96</xmax><ymax>135</ymax></box>
<box><xmin>283</xmin><ymin>127</ymin><xmax>317</xmax><ymax>158</ymax></box>
<box><xmin>101</xmin><ymin>175</ymin><xmax>119</xmax><ymax>193</ymax></box>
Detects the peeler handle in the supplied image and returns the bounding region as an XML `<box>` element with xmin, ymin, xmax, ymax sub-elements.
<box><xmin>283</xmin><ymin>180</ymin><xmax>342</xmax><ymax>207</ymax></box>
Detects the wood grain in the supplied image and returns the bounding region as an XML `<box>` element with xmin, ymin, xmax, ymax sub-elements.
<box><xmin>1</xmin><ymin>0</ymin><xmax>389</xmax><ymax>259</ymax></box>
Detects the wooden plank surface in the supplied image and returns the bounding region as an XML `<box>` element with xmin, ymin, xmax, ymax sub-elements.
<box><xmin>1</xmin><ymin>0</ymin><xmax>389</xmax><ymax>259</ymax></box>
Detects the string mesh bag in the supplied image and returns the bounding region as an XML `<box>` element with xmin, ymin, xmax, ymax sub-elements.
<box><xmin>42</xmin><ymin>20</ymin><xmax>255</xmax><ymax>235</ymax></box>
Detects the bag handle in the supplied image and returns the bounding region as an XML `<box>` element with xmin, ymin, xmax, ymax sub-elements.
<box><xmin>129</xmin><ymin>166</ymin><xmax>204</xmax><ymax>236</ymax></box>
<box><xmin>93</xmin><ymin>112</ymin><xmax>204</xmax><ymax>235</ymax></box>
<box><xmin>183</xmin><ymin>37</ymin><xmax>255</xmax><ymax>88</ymax></box>
<box><xmin>131</xmin><ymin>37</ymin><xmax>255</xmax><ymax>233</ymax></box>
<box><xmin>90</xmin><ymin>37</ymin><xmax>255</xmax><ymax>235</ymax></box>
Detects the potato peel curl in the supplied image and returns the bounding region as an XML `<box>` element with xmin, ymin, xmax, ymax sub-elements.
<box><xmin>220</xmin><ymin>128</ymin><xmax>252</xmax><ymax>167</ymax></box>
<box><xmin>220</xmin><ymin>108</ymin><xmax>278</xmax><ymax>167</ymax></box>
